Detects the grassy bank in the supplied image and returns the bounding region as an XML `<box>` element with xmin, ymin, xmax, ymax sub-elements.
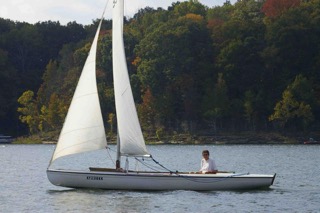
<box><xmin>12</xmin><ymin>131</ymin><xmax>318</xmax><ymax>145</ymax></box>
<box><xmin>145</xmin><ymin>132</ymin><xmax>312</xmax><ymax>145</ymax></box>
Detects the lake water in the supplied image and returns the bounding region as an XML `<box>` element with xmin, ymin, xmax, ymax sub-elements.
<box><xmin>1</xmin><ymin>144</ymin><xmax>319</xmax><ymax>212</ymax></box>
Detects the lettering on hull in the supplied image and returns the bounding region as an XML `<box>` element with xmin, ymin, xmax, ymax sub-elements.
<box><xmin>87</xmin><ymin>176</ymin><xmax>103</xmax><ymax>181</ymax></box>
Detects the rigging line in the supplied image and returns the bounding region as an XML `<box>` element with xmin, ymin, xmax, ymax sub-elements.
<box><xmin>106</xmin><ymin>147</ymin><xmax>116</xmax><ymax>167</ymax></box>
<box><xmin>134</xmin><ymin>158</ymin><xmax>166</xmax><ymax>172</ymax></box>
<box><xmin>105</xmin><ymin>150</ymin><xmax>170</xmax><ymax>172</ymax></box>
<box><xmin>134</xmin><ymin>158</ymin><xmax>160</xmax><ymax>172</ymax></box>
<box><xmin>150</xmin><ymin>156</ymin><xmax>178</xmax><ymax>174</ymax></box>
<box><xmin>106</xmin><ymin>147</ymin><xmax>154</xmax><ymax>169</ymax></box>
<box><xmin>101</xmin><ymin>0</ymin><xmax>110</xmax><ymax>20</ymax></box>
<box><xmin>107</xmin><ymin>146</ymin><xmax>117</xmax><ymax>153</ymax></box>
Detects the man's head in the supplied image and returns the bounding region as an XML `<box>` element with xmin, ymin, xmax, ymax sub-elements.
<box><xmin>202</xmin><ymin>150</ymin><xmax>210</xmax><ymax>160</ymax></box>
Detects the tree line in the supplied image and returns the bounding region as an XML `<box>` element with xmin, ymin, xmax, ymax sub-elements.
<box><xmin>1</xmin><ymin>0</ymin><xmax>319</xmax><ymax>138</ymax></box>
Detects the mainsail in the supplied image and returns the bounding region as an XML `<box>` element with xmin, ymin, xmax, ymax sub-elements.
<box><xmin>112</xmin><ymin>0</ymin><xmax>149</xmax><ymax>156</ymax></box>
<box><xmin>50</xmin><ymin>19</ymin><xmax>107</xmax><ymax>163</ymax></box>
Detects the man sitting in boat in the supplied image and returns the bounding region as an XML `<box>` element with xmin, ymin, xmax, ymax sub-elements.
<box><xmin>200</xmin><ymin>150</ymin><xmax>218</xmax><ymax>174</ymax></box>
<box><xmin>115</xmin><ymin>160</ymin><xmax>124</xmax><ymax>172</ymax></box>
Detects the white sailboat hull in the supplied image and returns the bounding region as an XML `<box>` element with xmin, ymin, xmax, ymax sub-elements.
<box><xmin>46</xmin><ymin>1</ymin><xmax>277</xmax><ymax>192</ymax></box>
<box><xmin>47</xmin><ymin>169</ymin><xmax>276</xmax><ymax>191</ymax></box>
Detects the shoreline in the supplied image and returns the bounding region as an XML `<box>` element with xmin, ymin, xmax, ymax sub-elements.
<box><xmin>12</xmin><ymin>132</ymin><xmax>319</xmax><ymax>145</ymax></box>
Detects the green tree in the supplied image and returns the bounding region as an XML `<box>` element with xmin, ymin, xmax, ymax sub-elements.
<box><xmin>39</xmin><ymin>93</ymin><xmax>66</xmax><ymax>131</ymax></box>
<box><xmin>212</xmin><ymin>0</ymin><xmax>272</xmax><ymax>130</ymax></box>
<box><xmin>107</xmin><ymin>113</ymin><xmax>115</xmax><ymax>137</ymax></box>
<box><xmin>0</xmin><ymin>48</ymin><xmax>17</xmax><ymax>134</ymax></box>
<box><xmin>17</xmin><ymin>90</ymin><xmax>40</xmax><ymax>134</ymax></box>
<box><xmin>263</xmin><ymin>0</ymin><xmax>320</xmax><ymax>94</ymax></box>
<box><xmin>173</xmin><ymin>0</ymin><xmax>207</xmax><ymax>17</ymax></box>
<box><xmin>37</xmin><ymin>60</ymin><xmax>59</xmax><ymax>106</ymax></box>
<box><xmin>135</xmin><ymin>10</ymin><xmax>213</xmax><ymax>130</ymax></box>
<box><xmin>269</xmin><ymin>75</ymin><xmax>314</xmax><ymax>130</ymax></box>
<box><xmin>244</xmin><ymin>90</ymin><xmax>264</xmax><ymax>131</ymax></box>
<box><xmin>202</xmin><ymin>73</ymin><xmax>229</xmax><ymax>132</ymax></box>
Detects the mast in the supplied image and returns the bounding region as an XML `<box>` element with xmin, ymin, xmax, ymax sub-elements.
<box><xmin>116</xmin><ymin>129</ymin><xmax>121</xmax><ymax>169</ymax></box>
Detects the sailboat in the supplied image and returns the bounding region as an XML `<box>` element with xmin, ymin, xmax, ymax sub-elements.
<box><xmin>47</xmin><ymin>0</ymin><xmax>276</xmax><ymax>191</ymax></box>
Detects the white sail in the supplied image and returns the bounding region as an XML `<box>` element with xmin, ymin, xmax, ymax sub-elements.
<box><xmin>112</xmin><ymin>0</ymin><xmax>149</xmax><ymax>156</ymax></box>
<box><xmin>50</xmin><ymin>19</ymin><xmax>107</xmax><ymax>163</ymax></box>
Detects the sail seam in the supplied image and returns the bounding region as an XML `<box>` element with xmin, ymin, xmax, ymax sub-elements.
<box><xmin>60</xmin><ymin>125</ymin><xmax>104</xmax><ymax>136</ymax></box>
<box><xmin>121</xmin><ymin>86</ymin><xmax>129</xmax><ymax>96</ymax></box>
<box><xmin>53</xmin><ymin>136</ymin><xmax>107</xmax><ymax>158</ymax></box>
<box><xmin>73</xmin><ymin>92</ymin><xmax>98</xmax><ymax>99</ymax></box>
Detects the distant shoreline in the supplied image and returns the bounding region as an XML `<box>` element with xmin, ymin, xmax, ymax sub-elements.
<box><xmin>13</xmin><ymin>132</ymin><xmax>319</xmax><ymax>145</ymax></box>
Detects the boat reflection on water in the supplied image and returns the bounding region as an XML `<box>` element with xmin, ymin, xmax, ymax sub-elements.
<box><xmin>304</xmin><ymin>138</ymin><xmax>320</xmax><ymax>145</ymax></box>
<box><xmin>0</xmin><ymin>134</ymin><xmax>14</xmax><ymax>144</ymax></box>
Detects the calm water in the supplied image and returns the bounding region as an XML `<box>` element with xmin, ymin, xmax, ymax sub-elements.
<box><xmin>1</xmin><ymin>144</ymin><xmax>319</xmax><ymax>212</ymax></box>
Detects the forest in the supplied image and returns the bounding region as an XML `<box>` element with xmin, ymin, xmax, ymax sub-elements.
<box><xmin>0</xmin><ymin>0</ymin><xmax>319</xmax><ymax>140</ymax></box>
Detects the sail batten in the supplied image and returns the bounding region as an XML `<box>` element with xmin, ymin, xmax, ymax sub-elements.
<box><xmin>112</xmin><ymin>0</ymin><xmax>149</xmax><ymax>156</ymax></box>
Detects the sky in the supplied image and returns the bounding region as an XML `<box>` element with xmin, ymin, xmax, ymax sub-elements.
<box><xmin>0</xmin><ymin>0</ymin><xmax>236</xmax><ymax>25</ymax></box>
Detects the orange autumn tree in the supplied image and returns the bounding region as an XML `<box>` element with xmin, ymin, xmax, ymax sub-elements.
<box><xmin>138</xmin><ymin>88</ymin><xmax>157</xmax><ymax>135</ymax></box>
<box><xmin>262</xmin><ymin>0</ymin><xmax>301</xmax><ymax>18</ymax></box>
